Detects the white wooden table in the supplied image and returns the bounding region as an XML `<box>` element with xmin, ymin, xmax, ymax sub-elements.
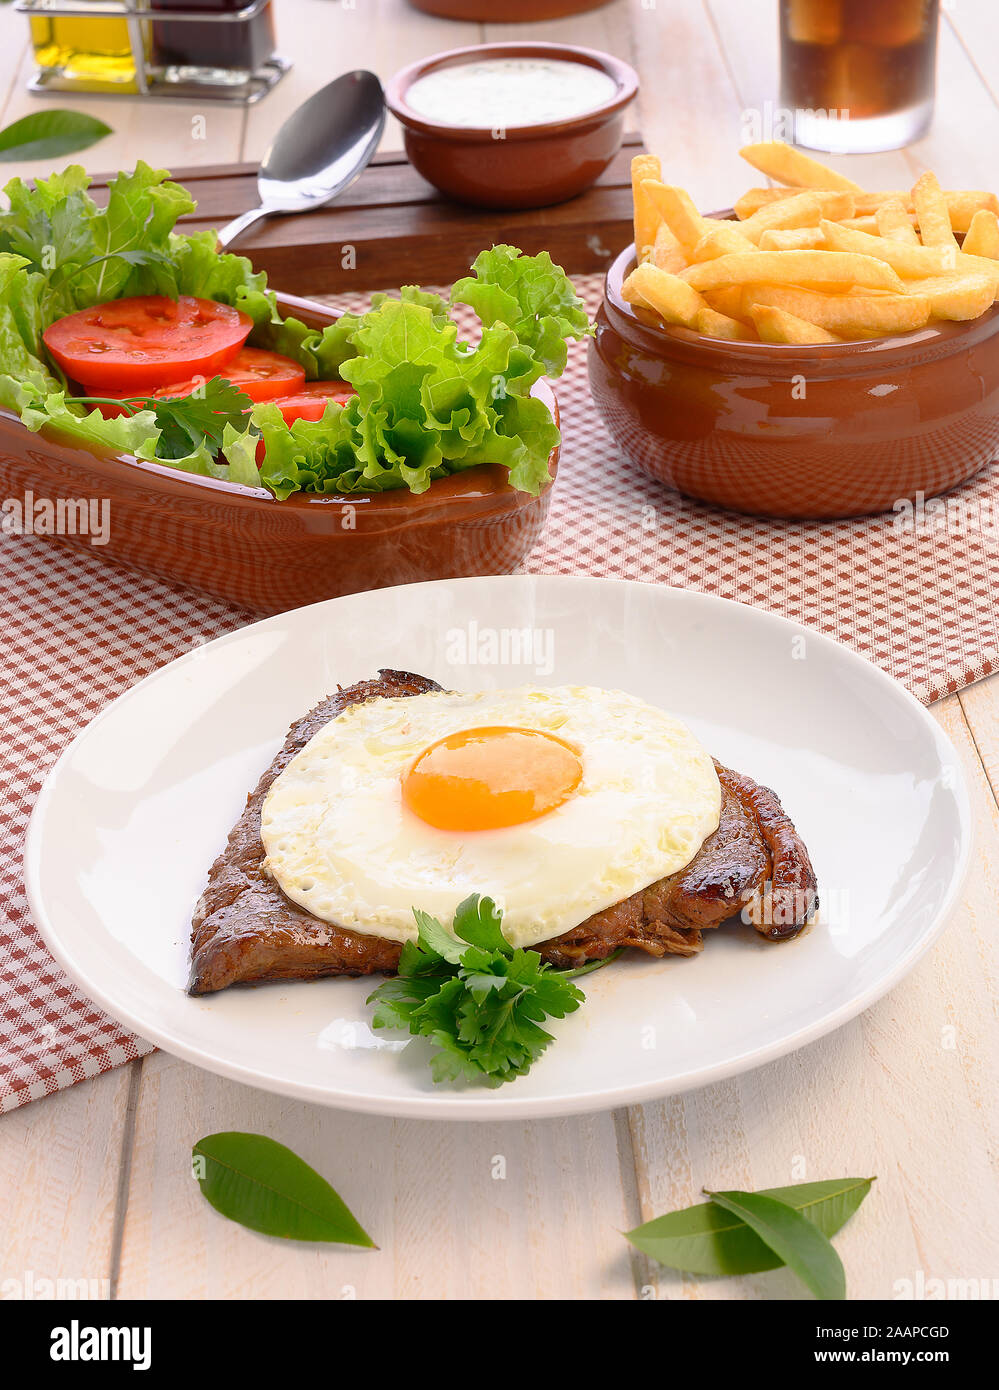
<box><xmin>2</xmin><ymin>0</ymin><xmax>998</xmax><ymax>1300</ymax></box>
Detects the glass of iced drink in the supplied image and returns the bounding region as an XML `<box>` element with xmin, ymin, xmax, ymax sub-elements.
<box><xmin>779</xmin><ymin>0</ymin><xmax>940</xmax><ymax>152</ymax></box>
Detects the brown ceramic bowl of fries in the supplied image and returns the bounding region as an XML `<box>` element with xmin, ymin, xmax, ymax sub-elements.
<box><xmin>589</xmin><ymin>142</ymin><xmax>999</xmax><ymax>519</ymax></box>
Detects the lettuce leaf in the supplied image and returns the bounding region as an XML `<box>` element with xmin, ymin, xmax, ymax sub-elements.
<box><xmin>0</xmin><ymin>163</ymin><xmax>589</xmax><ymax>499</ymax></box>
<box><xmin>15</xmin><ymin>387</ymin><xmax>220</xmax><ymax>477</ymax></box>
<box><xmin>0</xmin><ymin>253</ymin><xmax>57</xmax><ymax>397</ymax></box>
<box><xmin>452</xmin><ymin>244</ymin><xmax>592</xmax><ymax>378</ymax></box>
<box><xmin>258</xmin><ymin>296</ymin><xmax>561</xmax><ymax>498</ymax></box>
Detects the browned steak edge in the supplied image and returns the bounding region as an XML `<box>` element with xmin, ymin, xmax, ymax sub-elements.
<box><xmin>189</xmin><ymin>675</ymin><xmax>819</xmax><ymax>993</ymax></box>
<box><xmin>188</xmin><ymin>670</ymin><xmax>438</xmax><ymax>995</ymax></box>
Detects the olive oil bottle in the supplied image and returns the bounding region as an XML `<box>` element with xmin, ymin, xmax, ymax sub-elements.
<box><xmin>30</xmin><ymin>3</ymin><xmax>139</xmax><ymax>90</ymax></box>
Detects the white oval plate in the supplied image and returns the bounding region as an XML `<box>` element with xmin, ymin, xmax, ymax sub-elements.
<box><xmin>25</xmin><ymin>576</ymin><xmax>971</xmax><ymax>1120</ymax></box>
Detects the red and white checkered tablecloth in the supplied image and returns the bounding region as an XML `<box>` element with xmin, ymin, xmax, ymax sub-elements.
<box><xmin>3</xmin><ymin>271</ymin><xmax>999</xmax><ymax>1113</ymax></box>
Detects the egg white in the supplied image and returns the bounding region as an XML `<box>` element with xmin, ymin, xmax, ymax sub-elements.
<box><xmin>260</xmin><ymin>686</ymin><xmax>721</xmax><ymax>950</ymax></box>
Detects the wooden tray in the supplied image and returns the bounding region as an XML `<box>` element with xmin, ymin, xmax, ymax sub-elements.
<box><xmin>91</xmin><ymin>135</ymin><xmax>640</xmax><ymax>294</ymax></box>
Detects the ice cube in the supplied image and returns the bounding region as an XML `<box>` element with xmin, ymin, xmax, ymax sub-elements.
<box><xmin>785</xmin><ymin>0</ymin><xmax>842</xmax><ymax>46</ymax></box>
<box><xmin>844</xmin><ymin>0</ymin><xmax>932</xmax><ymax>47</ymax></box>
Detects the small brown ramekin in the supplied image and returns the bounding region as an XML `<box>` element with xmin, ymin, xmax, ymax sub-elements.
<box><xmin>385</xmin><ymin>42</ymin><xmax>638</xmax><ymax>211</ymax></box>
<box><xmin>589</xmin><ymin>240</ymin><xmax>999</xmax><ymax>520</ymax></box>
<box><xmin>0</xmin><ymin>292</ymin><xmax>559</xmax><ymax>614</ymax></box>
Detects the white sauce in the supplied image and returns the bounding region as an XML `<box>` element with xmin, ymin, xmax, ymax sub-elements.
<box><xmin>405</xmin><ymin>58</ymin><xmax>619</xmax><ymax>131</ymax></box>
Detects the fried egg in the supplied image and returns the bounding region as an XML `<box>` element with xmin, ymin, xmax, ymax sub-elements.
<box><xmin>260</xmin><ymin>686</ymin><xmax>721</xmax><ymax>949</ymax></box>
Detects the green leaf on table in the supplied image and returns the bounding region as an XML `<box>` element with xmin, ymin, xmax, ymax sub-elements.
<box><xmin>0</xmin><ymin>110</ymin><xmax>112</xmax><ymax>163</ymax></box>
<box><xmin>705</xmin><ymin>1189</ymin><xmax>846</xmax><ymax>1300</ymax></box>
<box><xmin>625</xmin><ymin>1176</ymin><xmax>874</xmax><ymax>1278</ymax></box>
<box><xmin>192</xmin><ymin>1132</ymin><xmax>376</xmax><ymax>1246</ymax></box>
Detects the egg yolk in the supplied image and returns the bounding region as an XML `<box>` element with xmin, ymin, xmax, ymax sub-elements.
<box><xmin>401</xmin><ymin>725</ymin><xmax>583</xmax><ymax>831</ymax></box>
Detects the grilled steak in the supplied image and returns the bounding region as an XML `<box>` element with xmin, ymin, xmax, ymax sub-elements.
<box><xmin>189</xmin><ymin>670</ymin><xmax>818</xmax><ymax>995</ymax></box>
<box><xmin>539</xmin><ymin>762</ymin><xmax>817</xmax><ymax>966</ymax></box>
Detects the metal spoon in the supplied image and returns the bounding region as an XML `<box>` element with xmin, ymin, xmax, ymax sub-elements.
<box><xmin>218</xmin><ymin>70</ymin><xmax>385</xmax><ymax>249</ymax></box>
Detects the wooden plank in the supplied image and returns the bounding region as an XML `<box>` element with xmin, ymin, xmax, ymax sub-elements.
<box><xmin>0</xmin><ymin>22</ymin><xmax>245</xmax><ymax>187</ymax></box>
<box><xmin>0</xmin><ymin>15</ymin><xmax>30</xmax><ymax>131</ymax></box>
<box><xmin>958</xmin><ymin>679</ymin><xmax>999</xmax><ymax>800</ymax></box>
<box><xmin>624</xmin><ymin>0</ymin><xmax>748</xmax><ymax>210</ymax></box>
<box><xmin>115</xmin><ymin>1051</ymin><xmax>637</xmax><ymax>1299</ymax></box>
<box><xmin>863</xmin><ymin>695</ymin><xmax>999</xmax><ymax>1280</ymax></box>
<box><xmin>628</xmin><ymin>694</ymin><xmax>999</xmax><ymax>1299</ymax></box>
<box><xmin>944</xmin><ymin>0</ymin><xmax>999</xmax><ymax>111</ymax></box>
<box><xmin>242</xmin><ymin>0</ymin><xmax>482</xmax><ymax>162</ymax></box>
<box><xmin>0</xmin><ymin>1065</ymin><xmax>133</xmax><ymax>1296</ymax></box>
<box><xmin>902</xmin><ymin>16</ymin><xmax>999</xmax><ymax>188</ymax></box>
<box><xmin>223</xmin><ymin>200</ymin><xmax>633</xmax><ymax>291</ymax></box>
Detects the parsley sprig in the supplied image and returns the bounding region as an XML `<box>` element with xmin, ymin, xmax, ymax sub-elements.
<box><xmin>72</xmin><ymin>376</ymin><xmax>254</xmax><ymax>460</ymax></box>
<box><xmin>367</xmin><ymin>895</ymin><xmax>618</xmax><ymax>1088</ymax></box>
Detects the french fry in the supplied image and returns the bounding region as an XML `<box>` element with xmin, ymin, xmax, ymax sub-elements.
<box><xmin>759</xmin><ymin>227</ymin><xmax>827</xmax><ymax>251</ymax></box>
<box><xmin>963</xmin><ymin>209</ymin><xmax>999</xmax><ymax>260</ymax></box>
<box><xmin>739</xmin><ymin>192</ymin><xmax>824</xmax><ymax>244</ymax></box>
<box><xmin>739</xmin><ymin>141</ymin><xmax>862</xmax><ymax>192</ymax></box>
<box><xmin>943</xmin><ymin>191</ymin><xmax>999</xmax><ymax>234</ymax></box>
<box><xmin>821</xmin><ymin>219</ymin><xmax>999</xmax><ymax>299</ymax></box>
<box><xmin>690</xmin><ymin>221</ymin><xmax>758</xmax><ymax>261</ymax></box>
<box><xmin>750</xmin><ymin>304</ymin><xmax>840</xmax><ymax>345</ymax></box>
<box><xmin>695</xmin><ymin>306</ymin><xmax>753</xmax><ymax>340</ymax></box>
<box><xmin>734</xmin><ymin>187</ymin><xmax>790</xmax><ymax>220</ymax></box>
<box><xmin>902</xmin><ymin>273</ymin><xmax>996</xmax><ymax>321</ymax></box>
<box><xmin>912</xmin><ymin>171</ymin><xmax>959</xmax><ymax>249</ymax></box>
<box><xmin>811</xmin><ymin>190</ymin><xmax>855</xmax><ymax>221</ymax></box>
<box><xmin>622</xmin><ymin>262</ymin><xmax>708</xmax><ymax>328</ymax></box>
<box><xmin>631</xmin><ymin>155</ymin><xmax>662</xmax><ymax>262</ymax></box>
<box><xmin>642</xmin><ymin>181</ymin><xmax>708</xmax><ymax>251</ymax></box>
<box><xmin>681</xmin><ymin>250</ymin><xmax>904</xmax><ymax>294</ymax></box>
<box><xmin>840</xmin><ymin>216</ymin><xmax>886</xmax><ymax>233</ymax></box>
<box><xmin>954</xmin><ymin>249</ymin><xmax>999</xmax><ymax>289</ymax></box>
<box><xmin>703</xmin><ymin>286</ymin><xmax>749</xmax><ymax>319</ymax></box>
<box><xmin>749</xmin><ymin>286</ymin><xmax>932</xmax><ymax>336</ymax></box>
<box><xmin>819</xmin><ymin>218</ymin><xmax>959</xmax><ymax>278</ymax></box>
<box><xmin>733</xmin><ymin>186</ymin><xmax>857</xmax><ymax>221</ymax></box>
<box><xmin>875</xmin><ymin>198</ymin><xmax>920</xmax><ymax>245</ymax></box>
<box><xmin>626</xmin><ymin>145</ymin><xmax>999</xmax><ymax>342</ymax></box>
<box><xmin>651</xmin><ymin>220</ymin><xmax>688</xmax><ymax>274</ymax></box>
<box><xmin>831</xmin><ymin>189</ymin><xmax>999</xmax><ymax>230</ymax></box>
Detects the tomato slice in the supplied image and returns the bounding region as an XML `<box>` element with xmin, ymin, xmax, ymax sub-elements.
<box><xmin>44</xmin><ymin>295</ymin><xmax>252</xmax><ymax>392</ymax></box>
<box><xmin>253</xmin><ymin>382</ymin><xmax>357</xmax><ymax>464</ymax></box>
<box><xmin>269</xmin><ymin>380</ymin><xmax>357</xmax><ymax>426</ymax></box>
<box><xmin>95</xmin><ymin>348</ymin><xmax>306</xmax><ymax>409</ymax></box>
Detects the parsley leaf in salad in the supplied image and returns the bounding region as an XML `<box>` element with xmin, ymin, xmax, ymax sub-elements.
<box><xmin>367</xmin><ymin>895</ymin><xmax>617</xmax><ymax>1088</ymax></box>
<box><xmin>73</xmin><ymin>376</ymin><xmax>256</xmax><ymax>461</ymax></box>
<box><xmin>0</xmin><ymin>163</ymin><xmax>591</xmax><ymax>498</ymax></box>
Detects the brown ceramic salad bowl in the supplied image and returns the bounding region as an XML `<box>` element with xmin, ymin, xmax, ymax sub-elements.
<box><xmin>589</xmin><ymin>240</ymin><xmax>999</xmax><ymax>520</ymax></box>
<box><xmin>0</xmin><ymin>292</ymin><xmax>559</xmax><ymax>614</ymax></box>
<box><xmin>385</xmin><ymin>42</ymin><xmax>638</xmax><ymax>211</ymax></box>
